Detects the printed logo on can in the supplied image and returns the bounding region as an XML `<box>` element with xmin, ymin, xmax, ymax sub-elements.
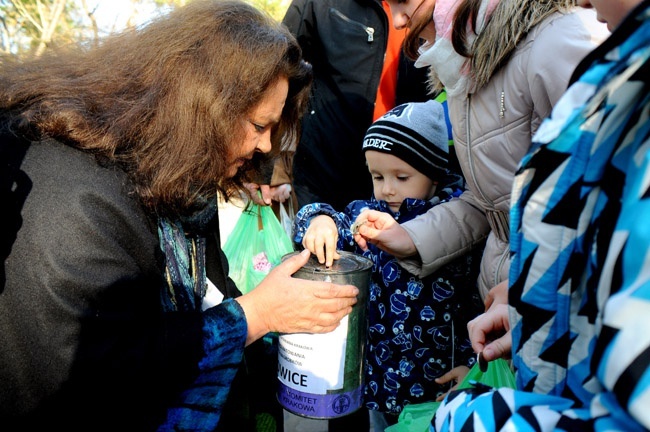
<box><xmin>332</xmin><ymin>395</ymin><xmax>351</xmax><ymax>415</ymax></box>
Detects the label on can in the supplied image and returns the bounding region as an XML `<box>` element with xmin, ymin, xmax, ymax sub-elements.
<box><xmin>277</xmin><ymin>317</ymin><xmax>357</xmax><ymax>418</ymax></box>
<box><xmin>278</xmin><ymin>317</ymin><xmax>348</xmax><ymax>393</ymax></box>
<box><xmin>277</xmin><ymin>251</ymin><xmax>371</xmax><ymax>419</ymax></box>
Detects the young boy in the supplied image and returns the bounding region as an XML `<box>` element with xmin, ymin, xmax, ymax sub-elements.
<box><xmin>292</xmin><ymin>100</ymin><xmax>484</xmax><ymax>428</ymax></box>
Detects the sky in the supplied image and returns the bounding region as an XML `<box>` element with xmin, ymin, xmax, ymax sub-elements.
<box><xmin>85</xmin><ymin>0</ymin><xmax>161</xmax><ymax>32</ymax></box>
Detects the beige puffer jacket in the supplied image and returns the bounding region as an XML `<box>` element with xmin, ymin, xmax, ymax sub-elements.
<box><xmin>399</xmin><ymin>8</ymin><xmax>608</xmax><ymax>299</ymax></box>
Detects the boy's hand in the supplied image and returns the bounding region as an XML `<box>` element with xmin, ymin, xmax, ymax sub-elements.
<box><xmin>434</xmin><ymin>365</ymin><xmax>470</xmax><ymax>401</ymax></box>
<box><xmin>302</xmin><ymin>215</ymin><xmax>340</xmax><ymax>267</ymax></box>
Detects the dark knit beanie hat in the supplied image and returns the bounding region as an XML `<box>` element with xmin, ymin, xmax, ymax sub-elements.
<box><xmin>362</xmin><ymin>100</ymin><xmax>449</xmax><ymax>181</ymax></box>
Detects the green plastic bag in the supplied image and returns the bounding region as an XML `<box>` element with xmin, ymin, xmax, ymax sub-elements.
<box><xmin>460</xmin><ymin>357</ymin><xmax>516</xmax><ymax>389</ymax></box>
<box><xmin>384</xmin><ymin>358</ymin><xmax>516</xmax><ymax>432</ymax></box>
<box><xmin>222</xmin><ymin>201</ymin><xmax>294</xmax><ymax>294</ymax></box>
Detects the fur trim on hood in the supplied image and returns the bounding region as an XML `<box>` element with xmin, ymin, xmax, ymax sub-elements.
<box><xmin>472</xmin><ymin>0</ymin><xmax>574</xmax><ymax>89</ymax></box>
<box><xmin>427</xmin><ymin>0</ymin><xmax>575</xmax><ymax>93</ymax></box>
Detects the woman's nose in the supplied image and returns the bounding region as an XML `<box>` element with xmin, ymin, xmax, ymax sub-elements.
<box><xmin>257</xmin><ymin>131</ymin><xmax>272</xmax><ymax>153</ymax></box>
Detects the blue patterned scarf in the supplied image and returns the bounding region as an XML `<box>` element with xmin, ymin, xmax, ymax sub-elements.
<box><xmin>158</xmin><ymin>197</ymin><xmax>217</xmax><ymax>312</ymax></box>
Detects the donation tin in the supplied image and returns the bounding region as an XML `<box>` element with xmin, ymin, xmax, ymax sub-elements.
<box><xmin>277</xmin><ymin>251</ymin><xmax>372</xmax><ymax>419</ymax></box>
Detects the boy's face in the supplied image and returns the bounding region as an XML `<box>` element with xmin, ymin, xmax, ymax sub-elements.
<box><xmin>365</xmin><ymin>150</ymin><xmax>437</xmax><ymax>213</ymax></box>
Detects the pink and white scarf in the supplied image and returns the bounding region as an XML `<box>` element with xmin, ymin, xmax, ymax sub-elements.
<box><xmin>416</xmin><ymin>0</ymin><xmax>499</xmax><ymax>96</ymax></box>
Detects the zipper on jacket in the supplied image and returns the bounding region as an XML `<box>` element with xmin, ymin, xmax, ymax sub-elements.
<box><xmin>330</xmin><ymin>8</ymin><xmax>375</xmax><ymax>42</ymax></box>
<box><xmin>499</xmin><ymin>91</ymin><xmax>506</xmax><ymax>118</ymax></box>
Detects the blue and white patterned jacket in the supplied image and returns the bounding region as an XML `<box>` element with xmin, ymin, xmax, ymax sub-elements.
<box><xmin>434</xmin><ymin>2</ymin><xmax>650</xmax><ymax>430</ymax></box>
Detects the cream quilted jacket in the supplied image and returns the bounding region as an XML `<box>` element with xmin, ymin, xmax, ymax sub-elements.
<box><xmin>399</xmin><ymin>9</ymin><xmax>608</xmax><ymax>298</ymax></box>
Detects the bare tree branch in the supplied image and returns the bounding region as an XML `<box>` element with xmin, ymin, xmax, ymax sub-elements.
<box><xmin>1</xmin><ymin>0</ymin><xmax>291</xmax><ymax>56</ymax></box>
<box><xmin>35</xmin><ymin>0</ymin><xmax>66</xmax><ymax>56</ymax></box>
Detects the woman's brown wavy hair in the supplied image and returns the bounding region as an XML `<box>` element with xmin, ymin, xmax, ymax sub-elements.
<box><xmin>0</xmin><ymin>0</ymin><xmax>312</xmax><ymax>218</ymax></box>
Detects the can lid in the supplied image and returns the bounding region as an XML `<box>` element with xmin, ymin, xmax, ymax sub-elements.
<box><xmin>283</xmin><ymin>250</ymin><xmax>372</xmax><ymax>274</ymax></box>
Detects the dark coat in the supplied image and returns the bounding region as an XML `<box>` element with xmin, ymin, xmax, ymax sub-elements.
<box><xmin>0</xmin><ymin>135</ymin><xmax>249</xmax><ymax>431</ymax></box>
<box><xmin>283</xmin><ymin>0</ymin><xmax>430</xmax><ymax>210</ymax></box>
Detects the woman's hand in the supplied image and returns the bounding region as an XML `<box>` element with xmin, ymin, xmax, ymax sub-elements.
<box><xmin>354</xmin><ymin>210</ymin><xmax>417</xmax><ymax>258</ymax></box>
<box><xmin>434</xmin><ymin>365</ymin><xmax>470</xmax><ymax>401</ymax></box>
<box><xmin>235</xmin><ymin>249</ymin><xmax>359</xmax><ymax>345</ymax></box>
<box><xmin>301</xmin><ymin>215</ymin><xmax>340</xmax><ymax>267</ymax></box>
<box><xmin>468</xmin><ymin>302</ymin><xmax>512</xmax><ymax>363</ymax></box>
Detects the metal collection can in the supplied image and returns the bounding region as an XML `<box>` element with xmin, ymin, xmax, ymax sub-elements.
<box><xmin>277</xmin><ymin>251</ymin><xmax>372</xmax><ymax>419</ymax></box>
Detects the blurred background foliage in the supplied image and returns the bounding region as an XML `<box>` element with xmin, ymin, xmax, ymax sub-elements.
<box><xmin>0</xmin><ymin>0</ymin><xmax>291</xmax><ymax>57</ymax></box>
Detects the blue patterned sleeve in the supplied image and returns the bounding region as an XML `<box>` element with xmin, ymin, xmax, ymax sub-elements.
<box><xmin>592</xmin><ymin>139</ymin><xmax>650</xmax><ymax>430</ymax></box>
<box><xmin>159</xmin><ymin>299</ymin><xmax>247</xmax><ymax>431</ymax></box>
<box><xmin>292</xmin><ymin>202</ymin><xmax>359</xmax><ymax>251</ymax></box>
<box><xmin>432</xmin><ymin>75</ymin><xmax>650</xmax><ymax>432</ymax></box>
<box><xmin>432</xmin><ymin>384</ymin><xmax>647</xmax><ymax>432</ymax></box>
<box><xmin>432</xmin><ymin>386</ymin><xmax>580</xmax><ymax>432</ymax></box>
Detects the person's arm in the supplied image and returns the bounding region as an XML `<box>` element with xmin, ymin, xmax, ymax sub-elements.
<box><xmin>592</xmin><ymin>142</ymin><xmax>650</xmax><ymax>430</ymax></box>
<box><xmin>399</xmin><ymin>191</ymin><xmax>490</xmax><ymax>277</ymax></box>
<box><xmin>247</xmin><ymin>133</ymin><xmax>297</xmax><ymax>206</ymax></box>
<box><xmin>160</xmin><ymin>299</ymin><xmax>247</xmax><ymax>430</ymax></box>
<box><xmin>354</xmin><ymin>191</ymin><xmax>488</xmax><ymax>279</ymax></box>
<box><xmin>163</xmin><ymin>249</ymin><xmax>360</xmax><ymax>429</ymax></box>
<box><xmin>244</xmin><ymin>153</ymin><xmax>276</xmax><ymax>205</ymax></box>
<box><xmin>267</xmin><ymin>149</ymin><xmax>295</xmax><ymax>203</ymax></box>
<box><xmin>355</xmin><ymin>190</ymin><xmax>488</xmax><ymax>277</ymax></box>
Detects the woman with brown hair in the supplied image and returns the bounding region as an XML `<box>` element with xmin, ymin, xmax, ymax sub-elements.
<box><xmin>0</xmin><ymin>1</ymin><xmax>359</xmax><ymax>431</ymax></box>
